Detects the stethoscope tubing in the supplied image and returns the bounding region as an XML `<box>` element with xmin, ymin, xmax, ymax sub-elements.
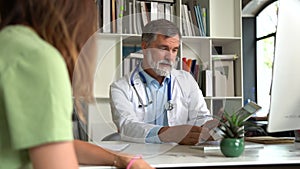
<box><xmin>130</xmin><ymin>64</ymin><xmax>172</xmax><ymax>110</ymax></box>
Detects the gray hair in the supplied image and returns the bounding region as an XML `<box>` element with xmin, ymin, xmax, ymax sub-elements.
<box><xmin>141</xmin><ymin>19</ymin><xmax>181</xmax><ymax>47</ymax></box>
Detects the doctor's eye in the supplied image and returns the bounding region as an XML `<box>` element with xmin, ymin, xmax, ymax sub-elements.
<box><xmin>157</xmin><ymin>46</ymin><xmax>168</xmax><ymax>51</ymax></box>
<box><xmin>172</xmin><ymin>48</ymin><xmax>178</xmax><ymax>53</ymax></box>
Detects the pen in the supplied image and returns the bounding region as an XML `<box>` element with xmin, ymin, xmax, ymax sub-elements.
<box><xmin>196</xmin><ymin>114</ymin><xmax>213</xmax><ymax>119</ymax></box>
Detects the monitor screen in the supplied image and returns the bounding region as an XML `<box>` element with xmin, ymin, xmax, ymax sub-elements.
<box><xmin>267</xmin><ymin>0</ymin><xmax>300</xmax><ymax>132</ymax></box>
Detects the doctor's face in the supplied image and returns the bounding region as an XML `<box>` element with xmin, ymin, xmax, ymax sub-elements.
<box><xmin>142</xmin><ymin>34</ymin><xmax>180</xmax><ymax>76</ymax></box>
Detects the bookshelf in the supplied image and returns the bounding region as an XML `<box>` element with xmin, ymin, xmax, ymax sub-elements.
<box><xmin>91</xmin><ymin>0</ymin><xmax>243</xmax><ymax>142</ymax></box>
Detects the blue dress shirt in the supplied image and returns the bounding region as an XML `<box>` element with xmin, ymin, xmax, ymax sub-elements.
<box><xmin>138</xmin><ymin>67</ymin><xmax>170</xmax><ymax>143</ymax></box>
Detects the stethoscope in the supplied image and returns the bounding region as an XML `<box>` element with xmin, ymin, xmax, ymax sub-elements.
<box><xmin>130</xmin><ymin>64</ymin><xmax>174</xmax><ymax>111</ymax></box>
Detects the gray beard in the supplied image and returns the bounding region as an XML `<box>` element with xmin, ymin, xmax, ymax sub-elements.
<box><xmin>153</xmin><ymin>67</ymin><xmax>170</xmax><ymax>77</ymax></box>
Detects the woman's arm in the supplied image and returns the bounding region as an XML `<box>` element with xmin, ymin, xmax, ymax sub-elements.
<box><xmin>29</xmin><ymin>141</ymin><xmax>78</xmax><ymax>169</ymax></box>
<box><xmin>29</xmin><ymin>140</ymin><xmax>154</xmax><ymax>169</ymax></box>
<box><xmin>74</xmin><ymin>140</ymin><xmax>154</xmax><ymax>169</ymax></box>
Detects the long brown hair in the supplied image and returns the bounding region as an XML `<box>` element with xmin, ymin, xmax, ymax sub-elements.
<box><xmin>0</xmin><ymin>0</ymin><xmax>98</xmax><ymax>123</ymax></box>
<box><xmin>0</xmin><ymin>0</ymin><xmax>97</xmax><ymax>80</ymax></box>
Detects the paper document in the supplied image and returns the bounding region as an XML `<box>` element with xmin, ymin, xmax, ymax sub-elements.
<box><xmin>233</xmin><ymin>101</ymin><xmax>262</xmax><ymax>122</ymax></box>
<box><xmin>96</xmin><ymin>142</ymin><xmax>130</xmax><ymax>151</ymax></box>
<box><xmin>191</xmin><ymin>140</ymin><xmax>264</xmax><ymax>151</ymax></box>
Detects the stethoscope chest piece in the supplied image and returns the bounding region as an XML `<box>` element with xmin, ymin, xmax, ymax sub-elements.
<box><xmin>164</xmin><ymin>100</ymin><xmax>174</xmax><ymax>111</ymax></box>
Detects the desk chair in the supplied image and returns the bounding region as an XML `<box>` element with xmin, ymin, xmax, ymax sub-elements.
<box><xmin>72</xmin><ymin>110</ymin><xmax>88</xmax><ymax>141</ymax></box>
<box><xmin>102</xmin><ymin>132</ymin><xmax>121</xmax><ymax>141</ymax></box>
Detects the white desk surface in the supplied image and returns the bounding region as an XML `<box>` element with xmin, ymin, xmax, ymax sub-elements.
<box><xmin>80</xmin><ymin>141</ymin><xmax>300</xmax><ymax>169</ymax></box>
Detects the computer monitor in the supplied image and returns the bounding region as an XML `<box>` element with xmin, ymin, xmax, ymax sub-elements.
<box><xmin>267</xmin><ymin>0</ymin><xmax>300</xmax><ymax>132</ymax></box>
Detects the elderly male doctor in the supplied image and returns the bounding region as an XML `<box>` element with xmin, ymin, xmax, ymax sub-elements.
<box><xmin>110</xmin><ymin>19</ymin><xmax>214</xmax><ymax>145</ymax></box>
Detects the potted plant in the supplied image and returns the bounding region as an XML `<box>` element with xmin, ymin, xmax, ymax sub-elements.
<box><xmin>215</xmin><ymin>107</ymin><xmax>260</xmax><ymax>157</ymax></box>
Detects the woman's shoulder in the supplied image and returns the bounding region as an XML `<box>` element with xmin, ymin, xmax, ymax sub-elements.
<box><xmin>0</xmin><ymin>25</ymin><xmax>65</xmax><ymax>72</ymax></box>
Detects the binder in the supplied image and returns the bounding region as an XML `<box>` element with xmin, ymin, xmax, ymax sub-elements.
<box><xmin>213</xmin><ymin>57</ymin><xmax>235</xmax><ymax>97</ymax></box>
<box><xmin>201</xmin><ymin>70</ymin><xmax>213</xmax><ymax>97</ymax></box>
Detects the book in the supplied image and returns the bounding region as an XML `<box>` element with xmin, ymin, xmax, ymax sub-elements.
<box><xmin>135</xmin><ymin>1</ymin><xmax>143</xmax><ymax>34</ymax></box>
<box><xmin>194</xmin><ymin>64</ymin><xmax>200</xmax><ymax>82</ymax></box>
<box><xmin>187</xmin><ymin>0</ymin><xmax>200</xmax><ymax>36</ymax></box>
<box><xmin>182</xmin><ymin>57</ymin><xmax>189</xmax><ymax>72</ymax></box>
<box><xmin>186</xmin><ymin>59</ymin><xmax>193</xmax><ymax>72</ymax></box>
<box><xmin>123</xmin><ymin>46</ymin><xmax>142</xmax><ymax>59</ymax></box>
<box><xmin>200</xmin><ymin>3</ymin><xmax>207</xmax><ymax>36</ymax></box>
<box><xmin>150</xmin><ymin>1</ymin><xmax>158</xmax><ymax>21</ymax></box>
<box><xmin>140</xmin><ymin>1</ymin><xmax>150</xmax><ymax>26</ymax></box>
<box><xmin>123</xmin><ymin>56</ymin><xmax>131</xmax><ymax>75</ymax></box>
<box><xmin>170</xmin><ymin>4</ymin><xmax>175</xmax><ymax>22</ymax></box>
<box><xmin>97</xmin><ymin>0</ymin><xmax>103</xmax><ymax>31</ymax></box>
<box><xmin>194</xmin><ymin>5</ymin><xmax>203</xmax><ymax>36</ymax></box>
<box><xmin>148</xmin><ymin>0</ymin><xmax>174</xmax><ymax>2</ymax></box>
<box><xmin>123</xmin><ymin>57</ymin><xmax>142</xmax><ymax>76</ymax></box>
<box><xmin>164</xmin><ymin>3</ymin><xmax>171</xmax><ymax>21</ymax></box>
<box><xmin>201</xmin><ymin>7</ymin><xmax>207</xmax><ymax>34</ymax></box>
<box><xmin>188</xmin><ymin>11</ymin><xmax>196</xmax><ymax>36</ymax></box>
<box><xmin>157</xmin><ymin>3</ymin><xmax>165</xmax><ymax>19</ymax></box>
<box><xmin>128</xmin><ymin>2</ymin><xmax>133</xmax><ymax>34</ymax></box>
<box><xmin>116</xmin><ymin>0</ymin><xmax>124</xmax><ymax>34</ymax></box>
<box><xmin>127</xmin><ymin>51</ymin><xmax>143</xmax><ymax>59</ymax></box>
<box><xmin>181</xmin><ymin>5</ymin><xmax>189</xmax><ymax>36</ymax></box>
<box><xmin>122</xmin><ymin>0</ymin><xmax>130</xmax><ymax>34</ymax></box>
<box><xmin>111</xmin><ymin>0</ymin><xmax>116</xmax><ymax>33</ymax></box>
<box><xmin>212</xmin><ymin>54</ymin><xmax>238</xmax><ymax>61</ymax></box>
<box><xmin>132</xmin><ymin>0</ymin><xmax>138</xmax><ymax>34</ymax></box>
<box><xmin>102</xmin><ymin>0</ymin><xmax>111</xmax><ymax>33</ymax></box>
<box><xmin>201</xmin><ymin>70</ymin><xmax>213</xmax><ymax>97</ymax></box>
<box><xmin>183</xmin><ymin>4</ymin><xmax>192</xmax><ymax>36</ymax></box>
<box><xmin>190</xmin><ymin>59</ymin><xmax>197</xmax><ymax>76</ymax></box>
<box><xmin>212</xmin><ymin>46</ymin><xmax>223</xmax><ymax>55</ymax></box>
<box><xmin>245</xmin><ymin>136</ymin><xmax>295</xmax><ymax>144</ymax></box>
<box><xmin>213</xmin><ymin>69</ymin><xmax>227</xmax><ymax>96</ymax></box>
<box><xmin>196</xmin><ymin>3</ymin><xmax>205</xmax><ymax>36</ymax></box>
<box><xmin>123</xmin><ymin>50</ymin><xmax>143</xmax><ymax>76</ymax></box>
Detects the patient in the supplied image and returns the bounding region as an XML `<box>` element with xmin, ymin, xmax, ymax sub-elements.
<box><xmin>0</xmin><ymin>0</ymin><xmax>153</xmax><ymax>168</ymax></box>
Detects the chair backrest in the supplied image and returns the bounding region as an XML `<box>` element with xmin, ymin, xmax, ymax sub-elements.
<box><xmin>87</xmin><ymin>100</ymin><xmax>118</xmax><ymax>143</ymax></box>
<box><xmin>102</xmin><ymin>132</ymin><xmax>121</xmax><ymax>141</ymax></box>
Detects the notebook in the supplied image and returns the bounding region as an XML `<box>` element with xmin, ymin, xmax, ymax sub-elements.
<box><xmin>245</xmin><ymin>136</ymin><xmax>295</xmax><ymax>144</ymax></box>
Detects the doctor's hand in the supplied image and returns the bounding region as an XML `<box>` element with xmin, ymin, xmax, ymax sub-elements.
<box><xmin>199</xmin><ymin>119</ymin><xmax>220</xmax><ymax>143</ymax></box>
<box><xmin>158</xmin><ymin>125</ymin><xmax>203</xmax><ymax>145</ymax></box>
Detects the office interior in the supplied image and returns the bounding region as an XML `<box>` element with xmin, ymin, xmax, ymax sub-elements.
<box><xmin>1</xmin><ymin>0</ymin><xmax>298</xmax><ymax>168</ymax></box>
<box><xmin>73</xmin><ymin>0</ymin><xmax>296</xmax><ymax>142</ymax></box>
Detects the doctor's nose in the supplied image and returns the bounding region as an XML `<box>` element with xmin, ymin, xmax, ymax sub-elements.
<box><xmin>164</xmin><ymin>50</ymin><xmax>177</xmax><ymax>61</ymax></box>
<box><xmin>164</xmin><ymin>50</ymin><xmax>171</xmax><ymax>58</ymax></box>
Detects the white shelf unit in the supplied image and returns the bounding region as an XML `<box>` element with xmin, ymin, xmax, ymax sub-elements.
<box><xmin>90</xmin><ymin>0</ymin><xmax>243</xmax><ymax>142</ymax></box>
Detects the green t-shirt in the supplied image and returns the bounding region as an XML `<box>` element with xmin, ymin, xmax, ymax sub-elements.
<box><xmin>0</xmin><ymin>25</ymin><xmax>73</xmax><ymax>169</ymax></box>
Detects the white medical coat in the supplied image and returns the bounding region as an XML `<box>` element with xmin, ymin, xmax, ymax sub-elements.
<box><xmin>110</xmin><ymin>68</ymin><xmax>210</xmax><ymax>143</ymax></box>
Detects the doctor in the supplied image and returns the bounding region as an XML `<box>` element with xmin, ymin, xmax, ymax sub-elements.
<box><xmin>110</xmin><ymin>19</ymin><xmax>213</xmax><ymax>145</ymax></box>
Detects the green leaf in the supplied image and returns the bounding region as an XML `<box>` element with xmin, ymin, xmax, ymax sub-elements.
<box><xmin>214</xmin><ymin>110</ymin><xmax>259</xmax><ymax>138</ymax></box>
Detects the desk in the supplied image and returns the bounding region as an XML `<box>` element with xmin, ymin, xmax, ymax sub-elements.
<box><xmin>80</xmin><ymin>141</ymin><xmax>300</xmax><ymax>169</ymax></box>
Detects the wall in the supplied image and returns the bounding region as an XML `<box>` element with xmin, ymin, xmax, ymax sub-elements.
<box><xmin>242</xmin><ymin>17</ymin><xmax>256</xmax><ymax>104</ymax></box>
